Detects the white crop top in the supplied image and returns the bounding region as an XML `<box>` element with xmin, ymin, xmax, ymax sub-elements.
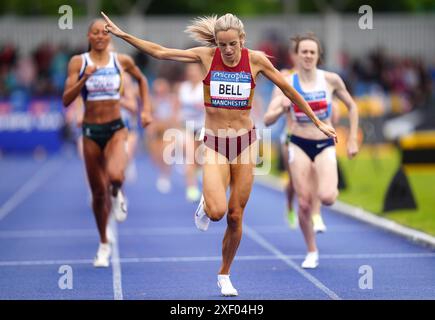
<box><xmin>79</xmin><ymin>52</ymin><xmax>122</xmax><ymax>102</ymax></box>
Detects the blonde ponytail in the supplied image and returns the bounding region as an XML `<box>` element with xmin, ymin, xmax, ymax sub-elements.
<box><xmin>185</xmin><ymin>13</ymin><xmax>246</xmax><ymax>47</ymax></box>
<box><xmin>185</xmin><ymin>15</ymin><xmax>218</xmax><ymax>47</ymax></box>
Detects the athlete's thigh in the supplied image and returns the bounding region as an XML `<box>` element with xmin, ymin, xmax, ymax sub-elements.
<box><xmin>82</xmin><ymin>137</ymin><xmax>107</xmax><ymax>192</ymax></box>
<box><xmin>202</xmin><ymin>146</ymin><xmax>230</xmax><ymax>207</ymax></box>
<box><xmin>288</xmin><ymin>143</ymin><xmax>314</xmax><ymax>196</ymax></box>
<box><xmin>313</xmin><ymin>146</ymin><xmax>338</xmax><ymax>195</ymax></box>
<box><xmin>226</xmin><ymin>138</ymin><xmax>257</xmax><ymax>203</ymax></box>
<box><xmin>228</xmin><ymin>161</ymin><xmax>255</xmax><ymax>209</ymax></box>
<box><xmin>104</xmin><ymin>128</ymin><xmax>128</xmax><ymax>173</ymax></box>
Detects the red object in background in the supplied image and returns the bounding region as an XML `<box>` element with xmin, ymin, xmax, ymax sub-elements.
<box><xmin>29</xmin><ymin>100</ymin><xmax>50</xmax><ymax>116</ymax></box>
<box><xmin>0</xmin><ymin>101</ymin><xmax>11</xmax><ymax>115</ymax></box>
<box><xmin>0</xmin><ymin>43</ymin><xmax>17</xmax><ymax>68</ymax></box>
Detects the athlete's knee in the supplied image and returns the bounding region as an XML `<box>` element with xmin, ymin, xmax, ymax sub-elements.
<box><xmin>227</xmin><ymin>207</ymin><xmax>243</xmax><ymax>227</ymax></box>
<box><xmin>297</xmin><ymin>193</ymin><xmax>312</xmax><ymax>214</ymax></box>
<box><xmin>319</xmin><ymin>189</ymin><xmax>338</xmax><ymax>206</ymax></box>
<box><xmin>206</xmin><ymin>202</ymin><xmax>227</xmax><ymax>221</ymax></box>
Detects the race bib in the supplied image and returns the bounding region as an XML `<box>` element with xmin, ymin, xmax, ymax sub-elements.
<box><xmin>86</xmin><ymin>68</ymin><xmax>121</xmax><ymax>95</ymax></box>
<box><xmin>209</xmin><ymin>71</ymin><xmax>251</xmax><ymax>108</ymax></box>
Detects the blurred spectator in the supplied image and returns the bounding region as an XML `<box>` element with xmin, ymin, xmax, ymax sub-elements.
<box><xmin>257</xmin><ymin>30</ymin><xmax>290</xmax><ymax>70</ymax></box>
<box><xmin>50</xmin><ymin>44</ymin><xmax>69</xmax><ymax>95</ymax></box>
<box><xmin>16</xmin><ymin>56</ymin><xmax>36</xmax><ymax>89</ymax></box>
<box><xmin>0</xmin><ymin>39</ymin><xmax>432</xmax><ymax>116</ymax></box>
<box><xmin>339</xmin><ymin>48</ymin><xmax>432</xmax><ymax>112</ymax></box>
<box><xmin>0</xmin><ymin>43</ymin><xmax>17</xmax><ymax>69</ymax></box>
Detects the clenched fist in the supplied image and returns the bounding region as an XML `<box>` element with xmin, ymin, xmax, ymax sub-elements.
<box><xmin>84</xmin><ymin>65</ymin><xmax>97</xmax><ymax>78</ymax></box>
<box><xmin>140</xmin><ymin>111</ymin><xmax>153</xmax><ymax>128</ymax></box>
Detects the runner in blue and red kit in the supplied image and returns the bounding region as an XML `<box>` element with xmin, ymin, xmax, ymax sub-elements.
<box><xmin>262</xmin><ymin>33</ymin><xmax>359</xmax><ymax>269</ymax></box>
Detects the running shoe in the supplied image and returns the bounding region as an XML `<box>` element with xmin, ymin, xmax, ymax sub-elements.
<box><xmin>286</xmin><ymin>209</ymin><xmax>298</xmax><ymax>229</ymax></box>
<box><xmin>111</xmin><ymin>190</ymin><xmax>128</xmax><ymax>222</ymax></box>
<box><xmin>194</xmin><ymin>195</ymin><xmax>210</xmax><ymax>231</ymax></box>
<box><xmin>312</xmin><ymin>213</ymin><xmax>327</xmax><ymax>233</ymax></box>
<box><xmin>93</xmin><ymin>243</ymin><xmax>111</xmax><ymax>268</ymax></box>
<box><xmin>301</xmin><ymin>251</ymin><xmax>319</xmax><ymax>269</ymax></box>
<box><xmin>217</xmin><ymin>274</ymin><xmax>238</xmax><ymax>297</ymax></box>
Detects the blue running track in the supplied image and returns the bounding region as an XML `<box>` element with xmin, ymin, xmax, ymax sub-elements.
<box><xmin>0</xmin><ymin>153</ymin><xmax>434</xmax><ymax>300</ymax></box>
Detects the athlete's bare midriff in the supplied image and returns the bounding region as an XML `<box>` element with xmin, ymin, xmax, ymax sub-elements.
<box><xmin>204</xmin><ymin>107</ymin><xmax>253</xmax><ymax>137</ymax></box>
<box><xmin>83</xmin><ymin>99</ymin><xmax>122</xmax><ymax>124</ymax></box>
<box><xmin>290</xmin><ymin>118</ymin><xmax>333</xmax><ymax>140</ymax></box>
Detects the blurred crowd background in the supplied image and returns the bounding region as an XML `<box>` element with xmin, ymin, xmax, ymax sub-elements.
<box><xmin>0</xmin><ymin>36</ymin><xmax>433</xmax><ymax>112</ymax></box>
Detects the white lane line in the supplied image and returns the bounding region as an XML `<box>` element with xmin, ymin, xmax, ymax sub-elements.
<box><xmin>109</xmin><ymin>219</ymin><xmax>123</xmax><ymax>300</ymax></box>
<box><xmin>0</xmin><ymin>159</ymin><xmax>63</xmax><ymax>221</ymax></box>
<box><xmin>243</xmin><ymin>224</ymin><xmax>341</xmax><ymax>300</ymax></box>
<box><xmin>1</xmin><ymin>252</ymin><xmax>434</xmax><ymax>267</ymax></box>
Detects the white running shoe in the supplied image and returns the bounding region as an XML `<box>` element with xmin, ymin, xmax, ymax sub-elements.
<box><xmin>194</xmin><ymin>195</ymin><xmax>210</xmax><ymax>231</ymax></box>
<box><xmin>301</xmin><ymin>251</ymin><xmax>319</xmax><ymax>269</ymax></box>
<box><xmin>111</xmin><ymin>190</ymin><xmax>128</xmax><ymax>223</ymax></box>
<box><xmin>156</xmin><ymin>176</ymin><xmax>171</xmax><ymax>194</ymax></box>
<box><xmin>312</xmin><ymin>213</ymin><xmax>327</xmax><ymax>233</ymax></box>
<box><xmin>217</xmin><ymin>275</ymin><xmax>238</xmax><ymax>297</ymax></box>
<box><xmin>93</xmin><ymin>243</ymin><xmax>111</xmax><ymax>268</ymax></box>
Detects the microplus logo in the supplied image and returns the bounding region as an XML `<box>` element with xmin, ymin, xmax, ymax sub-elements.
<box><xmin>211</xmin><ymin>71</ymin><xmax>251</xmax><ymax>83</ymax></box>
